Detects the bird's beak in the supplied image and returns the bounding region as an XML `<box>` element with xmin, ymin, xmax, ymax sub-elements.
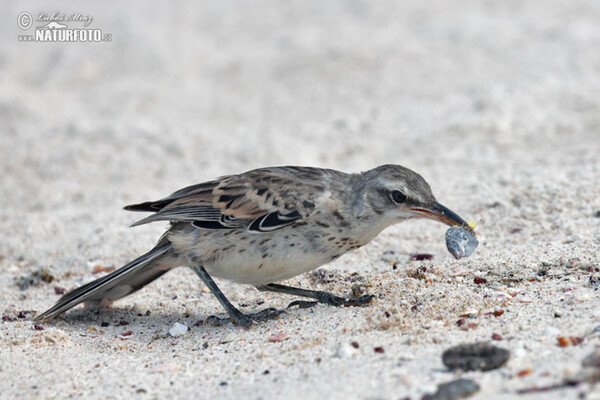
<box><xmin>410</xmin><ymin>201</ymin><xmax>474</xmax><ymax>233</ymax></box>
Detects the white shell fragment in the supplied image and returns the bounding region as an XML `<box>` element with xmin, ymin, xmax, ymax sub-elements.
<box><xmin>445</xmin><ymin>226</ymin><xmax>478</xmax><ymax>259</ymax></box>
<box><xmin>168</xmin><ymin>322</ymin><xmax>188</xmax><ymax>337</ymax></box>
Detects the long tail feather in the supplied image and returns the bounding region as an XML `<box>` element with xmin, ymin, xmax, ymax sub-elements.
<box><xmin>35</xmin><ymin>242</ymin><xmax>175</xmax><ymax>320</ymax></box>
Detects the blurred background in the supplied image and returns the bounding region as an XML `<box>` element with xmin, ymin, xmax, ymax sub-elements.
<box><xmin>1</xmin><ymin>2</ymin><xmax>600</xmax><ymax>398</ymax></box>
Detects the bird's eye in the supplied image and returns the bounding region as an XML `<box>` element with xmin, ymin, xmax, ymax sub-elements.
<box><xmin>390</xmin><ymin>190</ymin><xmax>407</xmax><ymax>204</ymax></box>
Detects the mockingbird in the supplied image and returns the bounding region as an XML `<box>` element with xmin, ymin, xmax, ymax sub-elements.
<box><xmin>35</xmin><ymin>164</ymin><xmax>475</xmax><ymax>326</ymax></box>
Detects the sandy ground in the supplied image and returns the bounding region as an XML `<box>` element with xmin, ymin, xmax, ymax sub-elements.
<box><xmin>1</xmin><ymin>1</ymin><xmax>600</xmax><ymax>399</ymax></box>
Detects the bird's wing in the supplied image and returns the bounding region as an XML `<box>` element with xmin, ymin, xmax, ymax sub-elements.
<box><xmin>126</xmin><ymin>167</ymin><xmax>332</xmax><ymax>232</ymax></box>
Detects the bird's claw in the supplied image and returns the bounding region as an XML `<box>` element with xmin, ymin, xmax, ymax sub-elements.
<box><xmin>206</xmin><ymin>307</ymin><xmax>285</xmax><ymax>327</ymax></box>
<box><xmin>287</xmin><ymin>300</ymin><xmax>319</xmax><ymax>309</ymax></box>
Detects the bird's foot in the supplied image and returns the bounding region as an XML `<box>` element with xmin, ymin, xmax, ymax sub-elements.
<box><xmin>288</xmin><ymin>293</ymin><xmax>374</xmax><ymax>309</ymax></box>
<box><xmin>206</xmin><ymin>307</ymin><xmax>286</xmax><ymax>327</ymax></box>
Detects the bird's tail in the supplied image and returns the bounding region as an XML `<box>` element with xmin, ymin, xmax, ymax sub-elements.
<box><xmin>34</xmin><ymin>240</ymin><xmax>177</xmax><ymax>321</ymax></box>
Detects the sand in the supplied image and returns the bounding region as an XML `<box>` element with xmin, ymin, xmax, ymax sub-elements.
<box><xmin>1</xmin><ymin>1</ymin><xmax>600</xmax><ymax>399</ymax></box>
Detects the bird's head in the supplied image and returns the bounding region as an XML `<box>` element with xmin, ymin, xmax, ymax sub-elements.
<box><xmin>356</xmin><ymin>164</ymin><xmax>473</xmax><ymax>233</ymax></box>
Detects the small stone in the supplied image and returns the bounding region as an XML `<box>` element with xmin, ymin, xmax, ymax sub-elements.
<box><xmin>374</xmin><ymin>346</ymin><xmax>385</xmax><ymax>354</ymax></box>
<box><xmin>168</xmin><ymin>322</ymin><xmax>188</xmax><ymax>337</ymax></box>
<box><xmin>17</xmin><ymin>310</ymin><xmax>35</xmax><ymax>319</ymax></box>
<box><xmin>219</xmin><ymin>332</ymin><xmax>238</xmax><ymax>344</ymax></box>
<box><xmin>335</xmin><ymin>342</ymin><xmax>358</xmax><ymax>358</ymax></box>
<box><xmin>53</xmin><ymin>286</ymin><xmax>67</xmax><ymax>295</ymax></box>
<box><xmin>130</xmin><ymin>303</ymin><xmax>144</xmax><ymax>314</ymax></box>
<box><xmin>445</xmin><ymin>227</ymin><xmax>478</xmax><ymax>259</ymax></box>
<box><xmin>268</xmin><ymin>333</ymin><xmax>289</xmax><ymax>342</ymax></box>
<box><xmin>431</xmin><ymin>378</ymin><xmax>480</xmax><ymax>400</ymax></box>
<box><xmin>557</xmin><ymin>336</ymin><xmax>584</xmax><ymax>347</ymax></box>
<box><xmin>442</xmin><ymin>342</ymin><xmax>509</xmax><ymax>371</ymax></box>
<box><xmin>517</xmin><ymin>368</ymin><xmax>533</xmax><ymax>377</ymax></box>
<box><xmin>410</xmin><ymin>253</ymin><xmax>434</xmax><ymax>261</ymax></box>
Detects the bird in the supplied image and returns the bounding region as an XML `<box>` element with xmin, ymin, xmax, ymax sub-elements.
<box><xmin>35</xmin><ymin>164</ymin><xmax>473</xmax><ymax>326</ymax></box>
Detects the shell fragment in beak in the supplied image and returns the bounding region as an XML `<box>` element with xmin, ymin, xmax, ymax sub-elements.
<box><xmin>445</xmin><ymin>226</ymin><xmax>478</xmax><ymax>259</ymax></box>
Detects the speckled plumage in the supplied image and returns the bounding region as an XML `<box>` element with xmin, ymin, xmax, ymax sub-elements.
<box><xmin>36</xmin><ymin>164</ymin><xmax>471</xmax><ymax>323</ymax></box>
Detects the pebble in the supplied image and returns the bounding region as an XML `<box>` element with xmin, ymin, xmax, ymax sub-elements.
<box><xmin>445</xmin><ymin>227</ymin><xmax>478</xmax><ymax>259</ymax></box>
<box><xmin>334</xmin><ymin>342</ymin><xmax>358</xmax><ymax>358</ymax></box>
<box><xmin>168</xmin><ymin>322</ymin><xmax>188</xmax><ymax>337</ymax></box>
<box><xmin>442</xmin><ymin>342</ymin><xmax>509</xmax><ymax>371</ymax></box>
<box><xmin>130</xmin><ymin>303</ymin><xmax>145</xmax><ymax>314</ymax></box>
<box><xmin>430</xmin><ymin>378</ymin><xmax>480</xmax><ymax>400</ymax></box>
<box><xmin>219</xmin><ymin>332</ymin><xmax>238</xmax><ymax>344</ymax></box>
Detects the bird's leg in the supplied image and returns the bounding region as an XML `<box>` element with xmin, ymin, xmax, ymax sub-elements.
<box><xmin>189</xmin><ymin>264</ymin><xmax>284</xmax><ymax>327</ymax></box>
<box><xmin>257</xmin><ymin>283</ymin><xmax>374</xmax><ymax>309</ymax></box>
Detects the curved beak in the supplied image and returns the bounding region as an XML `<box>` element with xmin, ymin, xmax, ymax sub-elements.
<box><xmin>410</xmin><ymin>201</ymin><xmax>474</xmax><ymax>233</ymax></box>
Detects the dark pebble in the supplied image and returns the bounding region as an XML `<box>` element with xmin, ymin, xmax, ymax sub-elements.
<box><xmin>411</xmin><ymin>253</ymin><xmax>434</xmax><ymax>261</ymax></box>
<box><xmin>442</xmin><ymin>342</ymin><xmax>509</xmax><ymax>371</ymax></box>
<box><xmin>431</xmin><ymin>378</ymin><xmax>480</xmax><ymax>400</ymax></box>
<box><xmin>33</xmin><ymin>324</ymin><xmax>44</xmax><ymax>331</ymax></box>
<box><xmin>374</xmin><ymin>346</ymin><xmax>385</xmax><ymax>354</ymax></box>
<box><xmin>351</xmin><ymin>341</ymin><xmax>360</xmax><ymax>349</ymax></box>
<box><xmin>473</xmin><ymin>277</ymin><xmax>487</xmax><ymax>284</ymax></box>
<box><xmin>445</xmin><ymin>227</ymin><xmax>478</xmax><ymax>259</ymax></box>
<box><xmin>54</xmin><ymin>286</ymin><xmax>67</xmax><ymax>295</ymax></box>
<box><xmin>100</xmin><ymin>321</ymin><xmax>110</xmax><ymax>327</ymax></box>
<box><xmin>119</xmin><ymin>320</ymin><xmax>129</xmax><ymax>326</ymax></box>
<box><xmin>17</xmin><ymin>310</ymin><xmax>35</xmax><ymax>319</ymax></box>
<box><xmin>595</xmin><ymin>211</ymin><xmax>600</xmax><ymax>218</ymax></box>
<box><xmin>2</xmin><ymin>315</ymin><xmax>15</xmax><ymax>322</ymax></box>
